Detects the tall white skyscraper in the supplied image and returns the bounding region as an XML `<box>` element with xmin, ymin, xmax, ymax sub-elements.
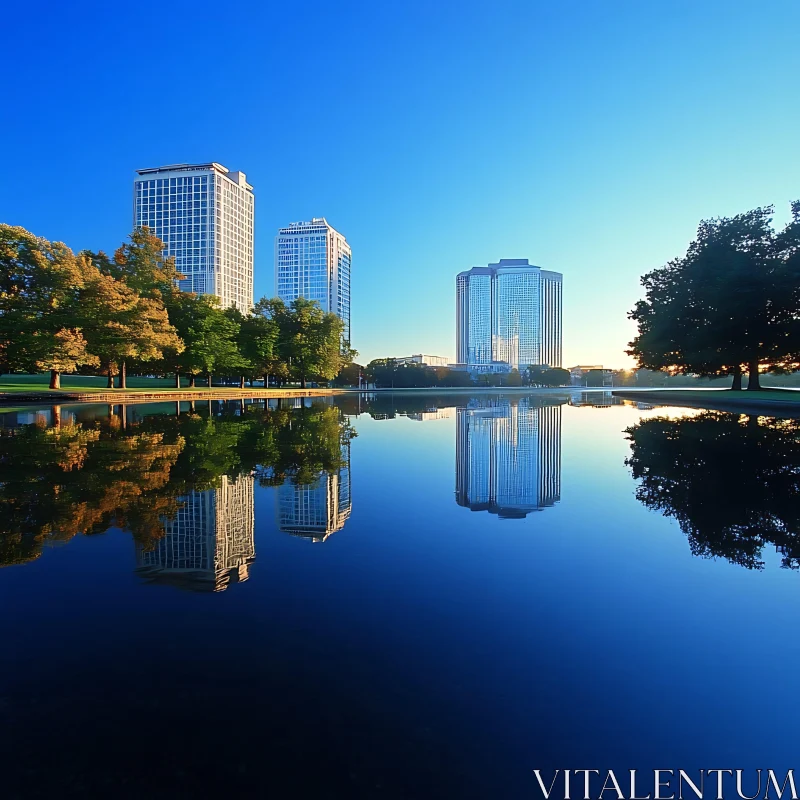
<box><xmin>456</xmin><ymin>259</ymin><xmax>562</xmax><ymax>369</ymax></box>
<box><xmin>134</xmin><ymin>163</ymin><xmax>254</xmax><ymax>312</ymax></box>
<box><xmin>275</xmin><ymin>218</ymin><xmax>351</xmax><ymax>343</ymax></box>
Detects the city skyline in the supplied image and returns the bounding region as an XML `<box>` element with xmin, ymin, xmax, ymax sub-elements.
<box><xmin>134</xmin><ymin>163</ymin><xmax>255</xmax><ymax>312</ymax></box>
<box><xmin>4</xmin><ymin>2</ymin><xmax>800</xmax><ymax>367</ymax></box>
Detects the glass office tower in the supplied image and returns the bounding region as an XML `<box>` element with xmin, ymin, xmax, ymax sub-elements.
<box><xmin>455</xmin><ymin>398</ymin><xmax>562</xmax><ymax>518</ymax></box>
<box><xmin>456</xmin><ymin>259</ymin><xmax>562</xmax><ymax>369</ymax></box>
<box><xmin>134</xmin><ymin>163</ymin><xmax>254</xmax><ymax>312</ymax></box>
<box><xmin>275</xmin><ymin>218</ymin><xmax>351</xmax><ymax>343</ymax></box>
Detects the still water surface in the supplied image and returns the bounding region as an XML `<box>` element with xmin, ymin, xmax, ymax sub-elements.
<box><xmin>1</xmin><ymin>391</ymin><xmax>798</xmax><ymax>798</ymax></box>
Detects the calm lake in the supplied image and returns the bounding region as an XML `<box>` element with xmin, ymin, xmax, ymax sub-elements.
<box><xmin>1</xmin><ymin>391</ymin><xmax>798</xmax><ymax>798</ymax></box>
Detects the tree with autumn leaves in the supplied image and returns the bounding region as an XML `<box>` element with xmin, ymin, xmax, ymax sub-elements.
<box><xmin>0</xmin><ymin>225</ymin><xmax>355</xmax><ymax>389</ymax></box>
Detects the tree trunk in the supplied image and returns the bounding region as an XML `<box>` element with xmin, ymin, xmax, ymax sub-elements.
<box><xmin>49</xmin><ymin>370</ymin><xmax>60</xmax><ymax>390</ymax></box>
<box><xmin>175</xmin><ymin>371</ymin><xmax>181</xmax><ymax>389</ymax></box>
<box><xmin>120</xmin><ymin>403</ymin><xmax>127</xmax><ymax>430</ymax></box>
<box><xmin>747</xmin><ymin>360</ymin><xmax>761</xmax><ymax>391</ymax></box>
<box><xmin>118</xmin><ymin>361</ymin><xmax>127</xmax><ymax>389</ymax></box>
<box><xmin>300</xmin><ymin>375</ymin><xmax>306</xmax><ymax>389</ymax></box>
<box><xmin>207</xmin><ymin>374</ymin><xmax>212</xmax><ymax>388</ymax></box>
<box><xmin>52</xmin><ymin>405</ymin><xmax>61</xmax><ymax>428</ymax></box>
<box><xmin>731</xmin><ymin>365</ymin><xmax>742</xmax><ymax>391</ymax></box>
<box><xmin>189</xmin><ymin>374</ymin><xmax>196</xmax><ymax>388</ymax></box>
<box><xmin>240</xmin><ymin>375</ymin><xmax>245</xmax><ymax>389</ymax></box>
<box><xmin>107</xmin><ymin>368</ymin><xmax>114</xmax><ymax>389</ymax></box>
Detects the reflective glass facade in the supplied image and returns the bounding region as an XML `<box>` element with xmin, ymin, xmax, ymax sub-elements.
<box><xmin>275</xmin><ymin>218</ymin><xmax>351</xmax><ymax>343</ymax></box>
<box><xmin>455</xmin><ymin>398</ymin><xmax>561</xmax><ymax>518</ymax></box>
<box><xmin>135</xmin><ymin>474</ymin><xmax>255</xmax><ymax>592</ymax></box>
<box><xmin>277</xmin><ymin>441</ymin><xmax>352</xmax><ymax>542</ymax></box>
<box><xmin>133</xmin><ymin>163</ymin><xmax>254</xmax><ymax>312</ymax></box>
<box><xmin>456</xmin><ymin>259</ymin><xmax>562</xmax><ymax>368</ymax></box>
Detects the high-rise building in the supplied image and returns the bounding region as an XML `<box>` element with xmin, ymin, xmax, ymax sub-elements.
<box><xmin>134</xmin><ymin>163</ymin><xmax>254</xmax><ymax>312</ymax></box>
<box><xmin>135</xmin><ymin>473</ymin><xmax>256</xmax><ymax>592</ymax></box>
<box><xmin>455</xmin><ymin>398</ymin><xmax>561</xmax><ymax>518</ymax></box>
<box><xmin>456</xmin><ymin>259</ymin><xmax>562</xmax><ymax>369</ymax></box>
<box><xmin>275</xmin><ymin>218</ymin><xmax>351</xmax><ymax>343</ymax></box>
<box><xmin>277</xmin><ymin>441</ymin><xmax>352</xmax><ymax>542</ymax></box>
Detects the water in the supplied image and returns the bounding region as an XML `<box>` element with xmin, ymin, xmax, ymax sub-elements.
<box><xmin>1</xmin><ymin>392</ymin><xmax>799</xmax><ymax>798</ymax></box>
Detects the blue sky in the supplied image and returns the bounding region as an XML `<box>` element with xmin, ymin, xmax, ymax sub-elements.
<box><xmin>2</xmin><ymin>0</ymin><xmax>799</xmax><ymax>367</ymax></box>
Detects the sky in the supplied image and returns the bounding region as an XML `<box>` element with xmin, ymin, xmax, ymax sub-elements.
<box><xmin>2</xmin><ymin>0</ymin><xmax>800</xmax><ymax>367</ymax></box>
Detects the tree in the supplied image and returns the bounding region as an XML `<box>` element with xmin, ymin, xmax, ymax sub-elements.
<box><xmin>628</xmin><ymin>205</ymin><xmax>800</xmax><ymax>391</ymax></box>
<box><xmin>164</xmin><ymin>292</ymin><xmax>244</xmax><ymax>387</ymax></box>
<box><xmin>506</xmin><ymin>368</ymin><xmax>523</xmax><ymax>386</ymax></box>
<box><xmin>109</xmin><ymin>227</ymin><xmax>182</xmax><ymax>297</ymax></box>
<box><xmin>270</xmin><ymin>297</ymin><xmax>348</xmax><ymax>388</ymax></box>
<box><xmin>82</xmin><ymin>265</ymin><xmax>183</xmax><ymax>388</ymax></box>
<box><xmin>241</xmin><ymin>301</ymin><xmax>282</xmax><ymax>386</ymax></box>
<box><xmin>626</xmin><ymin>412</ymin><xmax>800</xmax><ymax>570</ymax></box>
<box><xmin>0</xmin><ymin>225</ymin><xmax>99</xmax><ymax>388</ymax></box>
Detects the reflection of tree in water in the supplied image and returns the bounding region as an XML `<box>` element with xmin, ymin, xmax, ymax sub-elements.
<box><xmin>0</xmin><ymin>404</ymin><xmax>355</xmax><ymax>567</ymax></box>
<box><xmin>625</xmin><ymin>412</ymin><xmax>800</xmax><ymax>570</ymax></box>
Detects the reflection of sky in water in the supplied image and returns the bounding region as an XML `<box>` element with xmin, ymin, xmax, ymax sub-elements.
<box><xmin>0</xmin><ymin>394</ymin><xmax>798</xmax><ymax>797</ymax></box>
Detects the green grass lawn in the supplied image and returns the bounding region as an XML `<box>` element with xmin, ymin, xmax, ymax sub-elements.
<box><xmin>620</xmin><ymin>387</ymin><xmax>800</xmax><ymax>404</ymax></box>
<box><xmin>0</xmin><ymin>374</ymin><xmax>272</xmax><ymax>394</ymax></box>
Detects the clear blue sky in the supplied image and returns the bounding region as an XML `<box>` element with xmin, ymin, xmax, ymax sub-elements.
<box><xmin>2</xmin><ymin>0</ymin><xmax>799</xmax><ymax>367</ymax></box>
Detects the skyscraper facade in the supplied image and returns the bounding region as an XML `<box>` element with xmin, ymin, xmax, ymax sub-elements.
<box><xmin>456</xmin><ymin>259</ymin><xmax>562</xmax><ymax>369</ymax></box>
<box><xmin>455</xmin><ymin>398</ymin><xmax>562</xmax><ymax>518</ymax></box>
<box><xmin>275</xmin><ymin>218</ymin><xmax>351</xmax><ymax>343</ymax></box>
<box><xmin>134</xmin><ymin>163</ymin><xmax>254</xmax><ymax>312</ymax></box>
<box><xmin>135</xmin><ymin>473</ymin><xmax>256</xmax><ymax>592</ymax></box>
<box><xmin>277</xmin><ymin>441</ymin><xmax>352</xmax><ymax>542</ymax></box>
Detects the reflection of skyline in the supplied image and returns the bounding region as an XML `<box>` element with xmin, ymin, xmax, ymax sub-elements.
<box><xmin>277</xmin><ymin>442</ymin><xmax>352</xmax><ymax>542</ymax></box>
<box><xmin>136</xmin><ymin>473</ymin><xmax>256</xmax><ymax>592</ymax></box>
<box><xmin>456</xmin><ymin>398</ymin><xmax>561</xmax><ymax>518</ymax></box>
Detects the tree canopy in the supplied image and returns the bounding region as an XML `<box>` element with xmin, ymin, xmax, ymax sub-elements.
<box><xmin>628</xmin><ymin>204</ymin><xmax>800</xmax><ymax>390</ymax></box>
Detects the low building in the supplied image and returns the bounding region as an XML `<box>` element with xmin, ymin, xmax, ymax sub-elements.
<box><xmin>394</xmin><ymin>354</ymin><xmax>451</xmax><ymax>367</ymax></box>
<box><xmin>448</xmin><ymin>361</ymin><xmax>512</xmax><ymax>376</ymax></box>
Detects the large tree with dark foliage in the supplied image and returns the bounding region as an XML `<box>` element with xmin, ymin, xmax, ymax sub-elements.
<box><xmin>625</xmin><ymin>412</ymin><xmax>800</xmax><ymax>569</ymax></box>
<box><xmin>628</xmin><ymin>204</ymin><xmax>800</xmax><ymax>390</ymax></box>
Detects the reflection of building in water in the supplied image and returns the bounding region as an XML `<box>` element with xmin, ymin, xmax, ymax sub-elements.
<box><xmin>277</xmin><ymin>443</ymin><xmax>352</xmax><ymax>542</ymax></box>
<box><xmin>568</xmin><ymin>391</ymin><xmax>624</xmax><ymax>408</ymax></box>
<box><xmin>136</xmin><ymin>473</ymin><xmax>255</xmax><ymax>592</ymax></box>
<box><xmin>456</xmin><ymin>399</ymin><xmax>561</xmax><ymax>518</ymax></box>
<box><xmin>406</xmin><ymin>407</ymin><xmax>456</xmax><ymax>422</ymax></box>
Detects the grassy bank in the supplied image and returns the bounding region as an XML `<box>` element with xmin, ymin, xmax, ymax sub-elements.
<box><xmin>612</xmin><ymin>387</ymin><xmax>800</xmax><ymax>415</ymax></box>
<box><xmin>0</xmin><ymin>374</ymin><xmax>301</xmax><ymax>395</ymax></box>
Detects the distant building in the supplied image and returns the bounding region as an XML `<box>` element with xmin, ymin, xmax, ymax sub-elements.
<box><xmin>136</xmin><ymin>473</ymin><xmax>256</xmax><ymax>592</ymax></box>
<box><xmin>134</xmin><ymin>163</ymin><xmax>254</xmax><ymax>312</ymax></box>
<box><xmin>456</xmin><ymin>259</ymin><xmax>562</xmax><ymax>370</ymax></box>
<box><xmin>568</xmin><ymin>365</ymin><xmax>612</xmax><ymax>386</ymax></box>
<box><xmin>275</xmin><ymin>218</ymin><xmax>351</xmax><ymax>343</ymax></box>
<box><xmin>277</xmin><ymin>442</ymin><xmax>352</xmax><ymax>542</ymax></box>
<box><xmin>406</xmin><ymin>407</ymin><xmax>456</xmax><ymax>421</ymax></box>
<box><xmin>394</xmin><ymin>354</ymin><xmax>451</xmax><ymax>367</ymax></box>
<box><xmin>448</xmin><ymin>361</ymin><xmax>512</xmax><ymax>376</ymax></box>
<box><xmin>456</xmin><ymin>398</ymin><xmax>561</xmax><ymax>518</ymax></box>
